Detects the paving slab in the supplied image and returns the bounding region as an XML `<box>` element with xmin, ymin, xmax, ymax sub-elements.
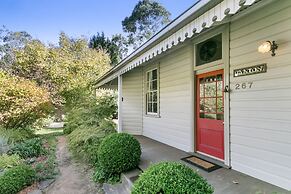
<box><xmin>135</xmin><ymin>135</ymin><xmax>291</xmax><ymax>194</ymax></box>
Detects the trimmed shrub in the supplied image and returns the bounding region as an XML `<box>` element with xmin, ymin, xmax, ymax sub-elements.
<box><xmin>0</xmin><ymin>164</ymin><xmax>36</xmax><ymax>194</ymax></box>
<box><xmin>132</xmin><ymin>162</ymin><xmax>214</xmax><ymax>194</ymax></box>
<box><xmin>0</xmin><ymin>154</ymin><xmax>23</xmax><ymax>170</ymax></box>
<box><xmin>68</xmin><ymin>119</ymin><xmax>116</xmax><ymax>164</ymax></box>
<box><xmin>98</xmin><ymin>133</ymin><xmax>141</xmax><ymax>174</ymax></box>
<box><xmin>8</xmin><ymin>138</ymin><xmax>44</xmax><ymax>158</ymax></box>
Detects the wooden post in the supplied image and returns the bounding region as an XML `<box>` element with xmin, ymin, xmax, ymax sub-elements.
<box><xmin>117</xmin><ymin>74</ymin><xmax>123</xmax><ymax>133</ymax></box>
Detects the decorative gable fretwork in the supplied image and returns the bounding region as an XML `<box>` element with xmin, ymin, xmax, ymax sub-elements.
<box><xmin>97</xmin><ymin>0</ymin><xmax>257</xmax><ymax>87</ymax></box>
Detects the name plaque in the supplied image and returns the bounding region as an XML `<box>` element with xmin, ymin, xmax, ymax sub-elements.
<box><xmin>234</xmin><ymin>64</ymin><xmax>267</xmax><ymax>77</ymax></box>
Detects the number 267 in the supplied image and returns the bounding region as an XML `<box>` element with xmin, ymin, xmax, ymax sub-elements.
<box><xmin>235</xmin><ymin>82</ymin><xmax>253</xmax><ymax>90</ymax></box>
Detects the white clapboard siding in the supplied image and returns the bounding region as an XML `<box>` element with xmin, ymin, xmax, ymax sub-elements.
<box><xmin>121</xmin><ymin>68</ymin><xmax>143</xmax><ymax>135</ymax></box>
<box><xmin>229</xmin><ymin>0</ymin><xmax>291</xmax><ymax>190</ymax></box>
<box><xmin>142</xmin><ymin>45</ymin><xmax>193</xmax><ymax>152</ymax></box>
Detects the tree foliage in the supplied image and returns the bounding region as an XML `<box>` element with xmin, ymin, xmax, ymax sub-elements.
<box><xmin>89</xmin><ymin>32</ymin><xmax>128</xmax><ymax>65</ymax></box>
<box><xmin>0</xmin><ymin>26</ymin><xmax>32</xmax><ymax>71</ymax></box>
<box><xmin>12</xmin><ymin>32</ymin><xmax>111</xmax><ymax>107</ymax></box>
<box><xmin>0</xmin><ymin>71</ymin><xmax>52</xmax><ymax>129</ymax></box>
<box><xmin>122</xmin><ymin>0</ymin><xmax>171</xmax><ymax>48</ymax></box>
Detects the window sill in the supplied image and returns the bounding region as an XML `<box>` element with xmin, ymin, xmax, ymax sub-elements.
<box><xmin>144</xmin><ymin>114</ymin><xmax>161</xmax><ymax>118</ymax></box>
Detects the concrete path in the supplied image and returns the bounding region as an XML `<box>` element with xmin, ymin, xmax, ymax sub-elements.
<box><xmin>45</xmin><ymin>136</ymin><xmax>102</xmax><ymax>194</ymax></box>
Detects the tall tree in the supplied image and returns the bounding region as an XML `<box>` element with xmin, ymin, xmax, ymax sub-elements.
<box><xmin>0</xmin><ymin>26</ymin><xmax>32</xmax><ymax>71</ymax></box>
<box><xmin>12</xmin><ymin>32</ymin><xmax>111</xmax><ymax>117</ymax></box>
<box><xmin>89</xmin><ymin>32</ymin><xmax>128</xmax><ymax>65</ymax></box>
<box><xmin>122</xmin><ymin>0</ymin><xmax>171</xmax><ymax>48</ymax></box>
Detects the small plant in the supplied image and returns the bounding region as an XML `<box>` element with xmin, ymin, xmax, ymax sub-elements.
<box><xmin>0</xmin><ymin>164</ymin><xmax>36</xmax><ymax>194</ymax></box>
<box><xmin>0</xmin><ymin>154</ymin><xmax>23</xmax><ymax>170</ymax></box>
<box><xmin>8</xmin><ymin>138</ymin><xmax>45</xmax><ymax>158</ymax></box>
<box><xmin>132</xmin><ymin>162</ymin><xmax>214</xmax><ymax>194</ymax></box>
<box><xmin>34</xmin><ymin>135</ymin><xmax>59</xmax><ymax>181</ymax></box>
<box><xmin>0</xmin><ymin>127</ymin><xmax>35</xmax><ymax>144</ymax></box>
<box><xmin>98</xmin><ymin>133</ymin><xmax>141</xmax><ymax>175</ymax></box>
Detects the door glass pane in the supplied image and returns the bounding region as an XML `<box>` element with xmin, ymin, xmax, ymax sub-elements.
<box><xmin>205</xmin><ymin>76</ymin><xmax>216</xmax><ymax>83</ymax></box>
<box><xmin>200</xmin><ymin>99</ymin><xmax>205</xmax><ymax>112</ymax></box>
<box><xmin>217</xmin><ymin>98</ymin><xmax>223</xmax><ymax>113</ymax></box>
<box><xmin>204</xmin><ymin>113</ymin><xmax>216</xmax><ymax>120</ymax></box>
<box><xmin>205</xmin><ymin>82</ymin><xmax>216</xmax><ymax>97</ymax></box>
<box><xmin>217</xmin><ymin>113</ymin><xmax>224</xmax><ymax>120</ymax></box>
<box><xmin>200</xmin><ymin>83</ymin><xmax>204</xmax><ymax>97</ymax></box>
<box><xmin>217</xmin><ymin>81</ymin><xmax>223</xmax><ymax>97</ymax></box>
<box><xmin>205</xmin><ymin>98</ymin><xmax>216</xmax><ymax>113</ymax></box>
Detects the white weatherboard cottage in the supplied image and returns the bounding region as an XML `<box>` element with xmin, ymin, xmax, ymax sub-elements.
<box><xmin>96</xmin><ymin>0</ymin><xmax>291</xmax><ymax>190</ymax></box>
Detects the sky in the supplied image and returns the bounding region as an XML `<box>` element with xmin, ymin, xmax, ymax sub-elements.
<box><xmin>0</xmin><ymin>0</ymin><xmax>197</xmax><ymax>44</ymax></box>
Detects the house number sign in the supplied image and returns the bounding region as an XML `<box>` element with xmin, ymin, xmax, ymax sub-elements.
<box><xmin>233</xmin><ymin>63</ymin><xmax>267</xmax><ymax>77</ymax></box>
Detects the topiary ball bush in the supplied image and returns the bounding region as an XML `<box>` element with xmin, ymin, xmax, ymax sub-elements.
<box><xmin>0</xmin><ymin>164</ymin><xmax>36</xmax><ymax>194</ymax></box>
<box><xmin>98</xmin><ymin>133</ymin><xmax>141</xmax><ymax>174</ymax></box>
<box><xmin>132</xmin><ymin>162</ymin><xmax>214</xmax><ymax>194</ymax></box>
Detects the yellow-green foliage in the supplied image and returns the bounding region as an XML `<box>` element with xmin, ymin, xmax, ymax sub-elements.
<box><xmin>68</xmin><ymin>119</ymin><xmax>116</xmax><ymax>164</ymax></box>
<box><xmin>0</xmin><ymin>154</ymin><xmax>23</xmax><ymax>170</ymax></box>
<box><xmin>13</xmin><ymin>33</ymin><xmax>111</xmax><ymax>106</ymax></box>
<box><xmin>0</xmin><ymin>71</ymin><xmax>52</xmax><ymax>129</ymax></box>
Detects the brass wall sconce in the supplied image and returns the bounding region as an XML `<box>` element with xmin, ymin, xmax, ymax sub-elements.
<box><xmin>258</xmin><ymin>41</ymin><xmax>278</xmax><ymax>56</ymax></box>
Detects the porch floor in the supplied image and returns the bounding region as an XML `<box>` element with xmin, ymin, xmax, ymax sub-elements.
<box><xmin>135</xmin><ymin>136</ymin><xmax>290</xmax><ymax>194</ymax></box>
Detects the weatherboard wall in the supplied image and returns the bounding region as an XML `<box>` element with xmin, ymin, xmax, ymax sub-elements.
<box><xmin>121</xmin><ymin>68</ymin><xmax>143</xmax><ymax>135</ymax></box>
<box><xmin>142</xmin><ymin>45</ymin><xmax>193</xmax><ymax>152</ymax></box>
<box><xmin>229</xmin><ymin>0</ymin><xmax>291</xmax><ymax>190</ymax></box>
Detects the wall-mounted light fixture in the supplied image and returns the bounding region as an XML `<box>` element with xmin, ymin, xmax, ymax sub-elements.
<box><xmin>258</xmin><ymin>41</ymin><xmax>278</xmax><ymax>56</ymax></box>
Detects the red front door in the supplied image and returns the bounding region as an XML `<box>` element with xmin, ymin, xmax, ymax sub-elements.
<box><xmin>196</xmin><ymin>70</ymin><xmax>224</xmax><ymax>160</ymax></box>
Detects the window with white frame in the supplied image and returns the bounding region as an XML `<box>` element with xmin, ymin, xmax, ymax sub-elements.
<box><xmin>146</xmin><ymin>68</ymin><xmax>159</xmax><ymax>115</ymax></box>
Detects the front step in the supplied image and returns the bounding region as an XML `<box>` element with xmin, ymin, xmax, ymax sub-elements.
<box><xmin>103</xmin><ymin>169</ymin><xmax>141</xmax><ymax>194</ymax></box>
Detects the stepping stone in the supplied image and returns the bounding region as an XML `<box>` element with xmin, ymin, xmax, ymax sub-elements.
<box><xmin>28</xmin><ymin>189</ymin><xmax>42</xmax><ymax>194</ymax></box>
<box><xmin>38</xmin><ymin>179</ymin><xmax>55</xmax><ymax>190</ymax></box>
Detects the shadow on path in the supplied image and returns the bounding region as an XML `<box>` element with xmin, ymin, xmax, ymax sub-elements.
<box><xmin>45</xmin><ymin>136</ymin><xmax>102</xmax><ymax>194</ymax></box>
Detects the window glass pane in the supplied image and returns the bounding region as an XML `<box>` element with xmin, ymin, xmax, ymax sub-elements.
<box><xmin>152</xmin><ymin>92</ymin><xmax>157</xmax><ymax>102</ymax></box>
<box><xmin>217</xmin><ymin>81</ymin><xmax>223</xmax><ymax>97</ymax></box>
<box><xmin>205</xmin><ymin>98</ymin><xmax>216</xmax><ymax>113</ymax></box>
<box><xmin>148</xmin><ymin>92</ymin><xmax>153</xmax><ymax>102</ymax></box>
<box><xmin>217</xmin><ymin>113</ymin><xmax>224</xmax><ymax>120</ymax></box>
<box><xmin>149</xmin><ymin>81</ymin><xmax>153</xmax><ymax>90</ymax></box>
<box><xmin>152</xmin><ymin>80</ymin><xmax>157</xmax><ymax>90</ymax></box>
<box><xmin>205</xmin><ymin>82</ymin><xmax>216</xmax><ymax>97</ymax></box>
<box><xmin>147</xmin><ymin>72</ymin><xmax>150</xmax><ymax>82</ymax></box>
<box><xmin>153</xmin><ymin>103</ymin><xmax>157</xmax><ymax>113</ymax></box>
<box><xmin>152</xmin><ymin>69</ymin><xmax>157</xmax><ymax>80</ymax></box>
<box><xmin>204</xmin><ymin>113</ymin><xmax>216</xmax><ymax>120</ymax></box>
<box><xmin>148</xmin><ymin>103</ymin><xmax>152</xmax><ymax>113</ymax></box>
<box><xmin>217</xmin><ymin>98</ymin><xmax>223</xmax><ymax>113</ymax></box>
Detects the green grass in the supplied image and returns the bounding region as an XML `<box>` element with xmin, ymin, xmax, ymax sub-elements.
<box><xmin>35</xmin><ymin>127</ymin><xmax>63</xmax><ymax>136</ymax></box>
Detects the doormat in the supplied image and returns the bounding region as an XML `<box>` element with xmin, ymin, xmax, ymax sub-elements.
<box><xmin>181</xmin><ymin>156</ymin><xmax>221</xmax><ymax>172</ymax></box>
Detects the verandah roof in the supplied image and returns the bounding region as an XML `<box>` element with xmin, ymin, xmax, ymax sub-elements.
<box><xmin>96</xmin><ymin>0</ymin><xmax>259</xmax><ymax>87</ymax></box>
